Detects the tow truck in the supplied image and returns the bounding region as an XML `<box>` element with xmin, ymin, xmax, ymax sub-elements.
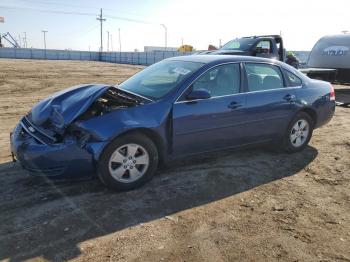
<box><xmin>202</xmin><ymin>35</ymin><xmax>300</xmax><ymax>68</ymax></box>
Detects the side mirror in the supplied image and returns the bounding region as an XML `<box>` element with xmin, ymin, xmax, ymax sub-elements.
<box><xmin>187</xmin><ymin>89</ymin><xmax>211</xmax><ymax>100</ymax></box>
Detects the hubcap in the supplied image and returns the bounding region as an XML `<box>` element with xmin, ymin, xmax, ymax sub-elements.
<box><xmin>290</xmin><ymin>119</ymin><xmax>309</xmax><ymax>147</ymax></box>
<box><xmin>108</xmin><ymin>143</ymin><xmax>149</xmax><ymax>183</ymax></box>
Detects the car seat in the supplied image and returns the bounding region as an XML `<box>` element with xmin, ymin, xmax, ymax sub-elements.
<box><xmin>247</xmin><ymin>74</ymin><xmax>263</xmax><ymax>92</ymax></box>
<box><xmin>262</xmin><ymin>75</ymin><xmax>283</xmax><ymax>90</ymax></box>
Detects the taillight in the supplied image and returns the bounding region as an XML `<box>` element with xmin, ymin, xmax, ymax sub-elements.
<box><xmin>330</xmin><ymin>85</ymin><xmax>335</xmax><ymax>101</ymax></box>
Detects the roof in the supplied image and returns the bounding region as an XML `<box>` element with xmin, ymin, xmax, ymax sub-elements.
<box><xmin>319</xmin><ymin>34</ymin><xmax>350</xmax><ymax>41</ymax></box>
<box><xmin>167</xmin><ymin>54</ymin><xmax>307</xmax><ymax>81</ymax></box>
<box><xmin>167</xmin><ymin>54</ymin><xmax>282</xmax><ymax>65</ymax></box>
<box><xmin>242</xmin><ymin>35</ymin><xmax>282</xmax><ymax>39</ymax></box>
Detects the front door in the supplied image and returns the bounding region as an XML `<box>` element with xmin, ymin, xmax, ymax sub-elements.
<box><xmin>172</xmin><ymin>63</ymin><xmax>247</xmax><ymax>156</ymax></box>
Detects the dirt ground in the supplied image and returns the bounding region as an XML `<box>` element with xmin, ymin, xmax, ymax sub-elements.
<box><xmin>0</xmin><ymin>59</ymin><xmax>349</xmax><ymax>262</ymax></box>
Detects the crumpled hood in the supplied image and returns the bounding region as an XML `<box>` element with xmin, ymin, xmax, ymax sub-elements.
<box><xmin>29</xmin><ymin>84</ymin><xmax>110</xmax><ymax>129</ymax></box>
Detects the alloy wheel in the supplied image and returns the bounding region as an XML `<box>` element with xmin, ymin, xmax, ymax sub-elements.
<box><xmin>290</xmin><ymin>119</ymin><xmax>309</xmax><ymax>147</ymax></box>
<box><xmin>108</xmin><ymin>143</ymin><xmax>149</xmax><ymax>183</ymax></box>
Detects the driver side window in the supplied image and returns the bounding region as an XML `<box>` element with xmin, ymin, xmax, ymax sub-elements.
<box><xmin>192</xmin><ymin>63</ymin><xmax>240</xmax><ymax>97</ymax></box>
<box><xmin>256</xmin><ymin>40</ymin><xmax>272</xmax><ymax>54</ymax></box>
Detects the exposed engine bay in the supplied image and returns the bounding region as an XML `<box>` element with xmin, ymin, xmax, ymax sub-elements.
<box><xmin>79</xmin><ymin>88</ymin><xmax>141</xmax><ymax>120</ymax></box>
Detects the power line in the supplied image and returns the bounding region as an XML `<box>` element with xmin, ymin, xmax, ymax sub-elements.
<box><xmin>105</xmin><ymin>14</ymin><xmax>154</xmax><ymax>25</ymax></box>
<box><xmin>1</xmin><ymin>4</ymin><xmax>167</xmax><ymax>50</ymax></box>
<box><xmin>0</xmin><ymin>5</ymin><xmax>95</xmax><ymax>16</ymax></box>
<box><xmin>16</xmin><ymin>0</ymin><xmax>151</xmax><ymax>19</ymax></box>
<box><xmin>0</xmin><ymin>5</ymin><xmax>156</xmax><ymax>25</ymax></box>
<box><xmin>16</xmin><ymin>0</ymin><xmax>98</xmax><ymax>10</ymax></box>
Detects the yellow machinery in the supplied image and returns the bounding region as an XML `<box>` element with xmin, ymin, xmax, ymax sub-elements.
<box><xmin>178</xmin><ymin>45</ymin><xmax>193</xmax><ymax>52</ymax></box>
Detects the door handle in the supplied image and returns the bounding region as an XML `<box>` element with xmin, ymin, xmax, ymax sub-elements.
<box><xmin>283</xmin><ymin>94</ymin><xmax>296</xmax><ymax>102</ymax></box>
<box><xmin>228</xmin><ymin>101</ymin><xmax>242</xmax><ymax>109</ymax></box>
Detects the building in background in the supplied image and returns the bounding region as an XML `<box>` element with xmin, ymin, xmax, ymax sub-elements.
<box><xmin>144</xmin><ymin>46</ymin><xmax>178</xmax><ymax>52</ymax></box>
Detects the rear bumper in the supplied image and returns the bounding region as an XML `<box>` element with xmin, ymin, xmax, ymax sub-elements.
<box><xmin>10</xmin><ymin>123</ymin><xmax>95</xmax><ymax>179</ymax></box>
<box><xmin>315</xmin><ymin>101</ymin><xmax>336</xmax><ymax>128</ymax></box>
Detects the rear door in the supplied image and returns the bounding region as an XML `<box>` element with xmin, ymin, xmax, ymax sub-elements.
<box><xmin>172</xmin><ymin>63</ymin><xmax>247</xmax><ymax>156</ymax></box>
<box><xmin>242</xmin><ymin>63</ymin><xmax>299</xmax><ymax>142</ymax></box>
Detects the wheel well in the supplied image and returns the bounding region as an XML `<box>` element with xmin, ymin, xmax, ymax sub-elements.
<box><xmin>299</xmin><ymin>108</ymin><xmax>317</xmax><ymax>127</ymax></box>
<box><xmin>117</xmin><ymin>128</ymin><xmax>167</xmax><ymax>165</ymax></box>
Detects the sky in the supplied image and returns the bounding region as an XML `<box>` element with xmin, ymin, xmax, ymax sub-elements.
<box><xmin>0</xmin><ymin>0</ymin><xmax>349</xmax><ymax>51</ymax></box>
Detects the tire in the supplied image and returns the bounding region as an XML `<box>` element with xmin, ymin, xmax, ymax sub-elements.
<box><xmin>282</xmin><ymin>112</ymin><xmax>314</xmax><ymax>153</ymax></box>
<box><xmin>97</xmin><ymin>133</ymin><xmax>158</xmax><ymax>191</ymax></box>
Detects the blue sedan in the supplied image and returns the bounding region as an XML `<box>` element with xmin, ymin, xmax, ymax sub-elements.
<box><xmin>10</xmin><ymin>55</ymin><xmax>335</xmax><ymax>190</ymax></box>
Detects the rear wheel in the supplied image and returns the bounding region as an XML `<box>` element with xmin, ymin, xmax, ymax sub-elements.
<box><xmin>282</xmin><ymin>112</ymin><xmax>314</xmax><ymax>153</ymax></box>
<box><xmin>98</xmin><ymin>133</ymin><xmax>158</xmax><ymax>191</ymax></box>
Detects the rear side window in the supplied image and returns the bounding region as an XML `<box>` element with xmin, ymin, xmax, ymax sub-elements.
<box><xmin>245</xmin><ymin>63</ymin><xmax>284</xmax><ymax>92</ymax></box>
<box><xmin>283</xmin><ymin>69</ymin><xmax>302</xmax><ymax>87</ymax></box>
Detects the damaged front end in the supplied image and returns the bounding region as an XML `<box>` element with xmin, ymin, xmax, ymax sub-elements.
<box><xmin>10</xmin><ymin>84</ymin><xmax>142</xmax><ymax>179</ymax></box>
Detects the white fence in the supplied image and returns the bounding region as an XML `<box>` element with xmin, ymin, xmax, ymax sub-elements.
<box><xmin>0</xmin><ymin>47</ymin><xmax>310</xmax><ymax>65</ymax></box>
<box><xmin>101</xmin><ymin>51</ymin><xmax>192</xmax><ymax>65</ymax></box>
<box><xmin>0</xmin><ymin>48</ymin><xmax>100</xmax><ymax>61</ymax></box>
<box><xmin>0</xmin><ymin>48</ymin><xmax>192</xmax><ymax>66</ymax></box>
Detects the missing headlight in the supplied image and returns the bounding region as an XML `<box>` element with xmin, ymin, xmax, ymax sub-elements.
<box><xmin>72</xmin><ymin>129</ymin><xmax>91</xmax><ymax>147</ymax></box>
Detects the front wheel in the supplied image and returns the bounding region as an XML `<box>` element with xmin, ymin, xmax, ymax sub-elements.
<box><xmin>98</xmin><ymin>133</ymin><xmax>158</xmax><ymax>191</ymax></box>
<box><xmin>282</xmin><ymin>112</ymin><xmax>314</xmax><ymax>153</ymax></box>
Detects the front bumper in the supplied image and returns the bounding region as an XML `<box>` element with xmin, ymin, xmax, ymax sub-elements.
<box><xmin>10</xmin><ymin>120</ymin><xmax>95</xmax><ymax>179</ymax></box>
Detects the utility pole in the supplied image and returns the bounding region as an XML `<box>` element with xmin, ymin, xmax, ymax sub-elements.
<box><xmin>106</xmin><ymin>30</ymin><xmax>109</xmax><ymax>51</ymax></box>
<box><xmin>41</xmin><ymin>30</ymin><xmax>48</xmax><ymax>49</ymax></box>
<box><xmin>18</xmin><ymin>34</ymin><xmax>22</xmax><ymax>48</ymax></box>
<box><xmin>161</xmin><ymin>24</ymin><xmax>167</xmax><ymax>51</ymax></box>
<box><xmin>118</xmin><ymin>28</ymin><xmax>121</xmax><ymax>52</ymax></box>
<box><xmin>0</xmin><ymin>16</ymin><xmax>4</xmax><ymax>47</ymax></box>
<box><xmin>110</xmin><ymin>34</ymin><xmax>113</xmax><ymax>51</ymax></box>
<box><xmin>23</xmin><ymin>32</ymin><xmax>27</xmax><ymax>48</ymax></box>
<box><xmin>96</xmin><ymin>8</ymin><xmax>106</xmax><ymax>52</ymax></box>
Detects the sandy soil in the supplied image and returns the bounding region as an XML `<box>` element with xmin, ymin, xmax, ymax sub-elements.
<box><xmin>0</xmin><ymin>59</ymin><xmax>349</xmax><ymax>262</ymax></box>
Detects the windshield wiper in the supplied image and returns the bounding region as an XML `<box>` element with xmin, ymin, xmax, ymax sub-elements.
<box><xmin>113</xmin><ymin>85</ymin><xmax>154</xmax><ymax>103</ymax></box>
<box><xmin>119</xmin><ymin>92</ymin><xmax>142</xmax><ymax>104</ymax></box>
<box><xmin>111</xmin><ymin>86</ymin><xmax>143</xmax><ymax>104</ymax></box>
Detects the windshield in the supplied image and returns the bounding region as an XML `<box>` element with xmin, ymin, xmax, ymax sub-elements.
<box><xmin>119</xmin><ymin>60</ymin><xmax>204</xmax><ymax>100</ymax></box>
<box><xmin>220</xmin><ymin>38</ymin><xmax>255</xmax><ymax>51</ymax></box>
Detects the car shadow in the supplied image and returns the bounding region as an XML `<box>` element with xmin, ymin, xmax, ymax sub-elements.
<box><xmin>0</xmin><ymin>145</ymin><xmax>318</xmax><ymax>261</ymax></box>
